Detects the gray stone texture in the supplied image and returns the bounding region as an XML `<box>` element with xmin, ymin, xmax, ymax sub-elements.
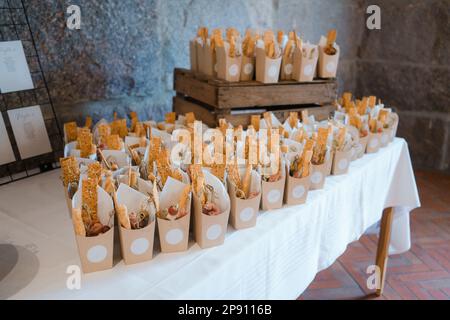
<box><xmin>17</xmin><ymin>0</ymin><xmax>450</xmax><ymax>172</ymax></box>
<box><xmin>356</xmin><ymin>0</ymin><xmax>450</xmax><ymax>172</ymax></box>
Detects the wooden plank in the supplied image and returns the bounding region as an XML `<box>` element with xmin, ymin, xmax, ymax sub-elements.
<box><xmin>174</xmin><ymin>71</ymin><xmax>218</xmax><ymax>107</ymax></box>
<box><xmin>375</xmin><ymin>207</ymin><xmax>394</xmax><ymax>296</ymax></box>
<box><xmin>217</xmin><ymin>82</ymin><xmax>337</xmax><ymax>108</ymax></box>
<box><xmin>172</xmin><ymin>95</ymin><xmax>335</xmax><ymax>128</ymax></box>
<box><xmin>218</xmin><ymin>105</ymin><xmax>335</xmax><ymax>128</ymax></box>
<box><xmin>174</xmin><ymin>68</ymin><xmax>337</xmax><ymax>109</ymax></box>
<box><xmin>172</xmin><ymin>96</ymin><xmax>217</xmax><ymax>127</ymax></box>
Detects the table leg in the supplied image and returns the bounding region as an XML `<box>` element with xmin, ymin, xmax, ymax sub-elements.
<box><xmin>375</xmin><ymin>207</ymin><xmax>394</xmax><ymax>296</ymax></box>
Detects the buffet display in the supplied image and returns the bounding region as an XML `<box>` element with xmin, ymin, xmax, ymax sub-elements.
<box><xmin>190</xmin><ymin>27</ymin><xmax>340</xmax><ymax>83</ymax></box>
<box><xmin>60</xmin><ymin>93</ymin><xmax>399</xmax><ymax>273</ymax></box>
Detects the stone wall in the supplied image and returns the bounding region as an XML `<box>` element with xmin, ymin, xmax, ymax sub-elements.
<box><xmin>356</xmin><ymin>0</ymin><xmax>450</xmax><ymax>172</ymax></box>
<box><xmin>17</xmin><ymin>0</ymin><xmax>450</xmax><ymax>172</ymax></box>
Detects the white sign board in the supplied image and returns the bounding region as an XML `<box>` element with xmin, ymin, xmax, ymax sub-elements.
<box><xmin>0</xmin><ymin>113</ymin><xmax>16</xmax><ymax>165</ymax></box>
<box><xmin>7</xmin><ymin>106</ymin><xmax>52</xmax><ymax>159</ymax></box>
<box><xmin>0</xmin><ymin>40</ymin><xmax>34</xmax><ymax>94</ymax></box>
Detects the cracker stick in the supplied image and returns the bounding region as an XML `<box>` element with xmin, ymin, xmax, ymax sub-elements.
<box><xmin>301</xmin><ymin>110</ymin><xmax>309</xmax><ymax>124</ymax></box>
<box><xmin>97</xmin><ymin>148</ymin><xmax>111</xmax><ymax>170</ymax></box>
<box><xmin>251</xmin><ymin>115</ymin><xmax>260</xmax><ymax>131</ymax></box>
<box><xmin>72</xmin><ymin>208</ymin><xmax>86</xmax><ymax>236</ymax></box>
<box><xmin>165</xmin><ymin>112</ymin><xmax>176</xmax><ymax>124</ymax></box>
<box><xmin>82</xmin><ymin>178</ymin><xmax>98</xmax><ymax>225</ymax></box>
<box><xmin>185</xmin><ymin>112</ymin><xmax>196</xmax><ymax>125</ymax></box>
<box><xmin>242</xmin><ymin>164</ymin><xmax>252</xmax><ymax>198</ymax></box>
<box><xmin>85</xmin><ymin>116</ymin><xmax>92</xmax><ymax>129</ymax></box>
<box><xmin>116</xmin><ymin>204</ymin><xmax>131</xmax><ymax>229</ymax></box>
<box><xmin>301</xmin><ymin>150</ymin><xmax>313</xmax><ymax>178</ymax></box>
<box><xmin>178</xmin><ymin>184</ymin><xmax>191</xmax><ymax>212</ymax></box>
<box><xmin>64</xmin><ymin>122</ymin><xmax>78</xmax><ymax>142</ymax></box>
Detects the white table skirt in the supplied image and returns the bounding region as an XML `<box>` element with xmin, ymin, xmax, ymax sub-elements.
<box><xmin>1</xmin><ymin>138</ymin><xmax>420</xmax><ymax>300</ymax></box>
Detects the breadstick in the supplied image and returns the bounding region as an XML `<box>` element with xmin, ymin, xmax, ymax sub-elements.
<box><xmin>178</xmin><ymin>184</ymin><xmax>191</xmax><ymax>212</ymax></box>
<box><xmin>116</xmin><ymin>204</ymin><xmax>131</xmax><ymax>229</ymax></box>
<box><xmin>72</xmin><ymin>208</ymin><xmax>86</xmax><ymax>236</ymax></box>
<box><xmin>242</xmin><ymin>164</ymin><xmax>252</xmax><ymax>198</ymax></box>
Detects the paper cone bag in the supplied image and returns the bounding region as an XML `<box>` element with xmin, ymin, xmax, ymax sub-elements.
<box><xmin>116</xmin><ymin>183</ymin><xmax>155</xmax><ymax>265</ymax></box>
<box><xmin>157</xmin><ymin>177</ymin><xmax>191</xmax><ymax>253</ymax></box>
<box><xmin>72</xmin><ymin>187</ymin><xmax>115</xmax><ymax>273</ymax></box>
<box><xmin>240</xmin><ymin>55</ymin><xmax>255</xmax><ymax>81</ymax></box>
<box><xmin>227</xmin><ymin>170</ymin><xmax>261</xmax><ymax>230</ymax></box>
<box><xmin>255</xmin><ymin>47</ymin><xmax>281</xmax><ymax>84</ymax></box>
<box><xmin>198</xmin><ymin>42</ymin><xmax>216</xmax><ymax>77</ymax></box>
<box><xmin>310</xmin><ymin>162</ymin><xmax>328</xmax><ymax>190</ymax></box>
<box><xmin>332</xmin><ymin>149</ymin><xmax>352</xmax><ymax>175</ymax></box>
<box><xmin>380</xmin><ymin>128</ymin><xmax>392</xmax><ymax>148</ymax></box>
<box><xmin>325</xmin><ymin>148</ymin><xmax>334</xmax><ymax>176</ymax></box>
<box><xmin>366</xmin><ymin>132</ymin><xmax>382</xmax><ymax>154</ymax></box>
<box><xmin>190</xmin><ymin>40</ymin><xmax>198</xmax><ymax>72</ymax></box>
<box><xmin>260</xmin><ymin>161</ymin><xmax>286</xmax><ymax>210</ymax></box>
<box><xmin>292</xmin><ymin>45</ymin><xmax>319</xmax><ymax>82</ymax></box>
<box><xmin>358</xmin><ymin>135</ymin><xmax>369</xmax><ymax>158</ymax></box>
<box><xmin>216</xmin><ymin>45</ymin><xmax>242</xmax><ymax>82</ymax></box>
<box><xmin>390</xmin><ymin>113</ymin><xmax>399</xmax><ymax>141</ymax></box>
<box><xmin>318</xmin><ymin>40</ymin><xmax>340</xmax><ymax>78</ymax></box>
<box><xmin>284</xmin><ymin>163</ymin><xmax>311</xmax><ymax>206</ymax></box>
<box><xmin>280</xmin><ymin>54</ymin><xmax>294</xmax><ymax>81</ymax></box>
<box><xmin>193</xmin><ymin>170</ymin><xmax>230</xmax><ymax>249</ymax></box>
<box><xmin>102</xmin><ymin>150</ymin><xmax>130</xmax><ymax>168</ymax></box>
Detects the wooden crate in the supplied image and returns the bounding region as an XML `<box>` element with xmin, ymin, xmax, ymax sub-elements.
<box><xmin>172</xmin><ymin>68</ymin><xmax>337</xmax><ymax>127</ymax></box>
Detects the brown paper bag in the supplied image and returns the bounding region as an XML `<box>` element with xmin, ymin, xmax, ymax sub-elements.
<box><xmin>358</xmin><ymin>135</ymin><xmax>369</xmax><ymax>158</ymax></box>
<box><xmin>240</xmin><ymin>55</ymin><xmax>255</xmax><ymax>81</ymax></box>
<box><xmin>116</xmin><ymin>183</ymin><xmax>156</xmax><ymax>265</ymax></box>
<box><xmin>310</xmin><ymin>162</ymin><xmax>328</xmax><ymax>190</ymax></box>
<box><xmin>332</xmin><ymin>149</ymin><xmax>352</xmax><ymax>175</ymax></box>
<box><xmin>292</xmin><ymin>45</ymin><xmax>319</xmax><ymax>82</ymax></box>
<box><xmin>380</xmin><ymin>128</ymin><xmax>392</xmax><ymax>147</ymax></box>
<box><xmin>366</xmin><ymin>132</ymin><xmax>382</xmax><ymax>153</ymax></box>
<box><xmin>260</xmin><ymin>163</ymin><xmax>286</xmax><ymax>210</ymax></box>
<box><xmin>228</xmin><ymin>170</ymin><xmax>261</xmax><ymax>230</ymax></box>
<box><xmin>72</xmin><ymin>186</ymin><xmax>115</xmax><ymax>273</ymax></box>
<box><xmin>255</xmin><ymin>47</ymin><xmax>282</xmax><ymax>84</ymax></box>
<box><xmin>157</xmin><ymin>214</ymin><xmax>190</xmax><ymax>253</ymax></box>
<box><xmin>318</xmin><ymin>40</ymin><xmax>340</xmax><ymax>78</ymax></box>
<box><xmin>193</xmin><ymin>170</ymin><xmax>230</xmax><ymax>249</ymax></box>
<box><xmin>190</xmin><ymin>40</ymin><xmax>198</xmax><ymax>72</ymax></box>
<box><xmin>280</xmin><ymin>54</ymin><xmax>294</xmax><ymax>81</ymax></box>
<box><xmin>216</xmin><ymin>45</ymin><xmax>242</xmax><ymax>82</ymax></box>
<box><xmin>63</xmin><ymin>185</ymin><xmax>73</xmax><ymax>217</ymax></box>
<box><xmin>284</xmin><ymin>166</ymin><xmax>311</xmax><ymax>205</ymax></box>
<box><xmin>157</xmin><ymin>177</ymin><xmax>192</xmax><ymax>253</ymax></box>
<box><xmin>198</xmin><ymin>42</ymin><xmax>216</xmax><ymax>77</ymax></box>
<box><xmin>325</xmin><ymin>149</ymin><xmax>334</xmax><ymax>176</ymax></box>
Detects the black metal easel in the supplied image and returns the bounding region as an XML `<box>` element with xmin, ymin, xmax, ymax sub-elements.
<box><xmin>0</xmin><ymin>0</ymin><xmax>62</xmax><ymax>185</ymax></box>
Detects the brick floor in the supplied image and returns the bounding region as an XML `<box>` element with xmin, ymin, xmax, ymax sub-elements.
<box><xmin>299</xmin><ymin>170</ymin><xmax>450</xmax><ymax>300</ymax></box>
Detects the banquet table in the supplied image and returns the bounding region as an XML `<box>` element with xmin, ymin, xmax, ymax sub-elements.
<box><xmin>0</xmin><ymin>137</ymin><xmax>420</xmax><ymax>299</ymax></box>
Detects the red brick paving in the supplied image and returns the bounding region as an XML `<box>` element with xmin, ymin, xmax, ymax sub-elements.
<box><xmin>299</xmin><ymin>170</ymin><xmax>450</xmax><ymax>300</ymax></box>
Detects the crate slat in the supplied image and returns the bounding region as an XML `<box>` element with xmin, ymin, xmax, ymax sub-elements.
<box><xmin>174</xmin><ymin>68</ymin><xmax>337</xmax><ymax>109</ymax></box>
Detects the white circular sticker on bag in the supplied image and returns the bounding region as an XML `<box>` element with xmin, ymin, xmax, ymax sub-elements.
<box><xmin>369</xmin><ymin>138</ymin><xmax>379</xmax><ymax>149</ymax></box>
<box><xmin>381</xmin><ymin>133</ymin><xmax>388</xmax><ymax>144</ymax></box>
<box><xmin>338</xmin><ymin>158</ymin><xmax>348</xmax><ymax>170</ymax></box>
<box><xmin>268</xmin><ymin>65</ymin><xmax>278</xmax><ymax>78</ymax></box>
<box><xmin>326</xmin><ymin>62</ymin><xmax>335</xmax><ymax>73</ymax></box>
<box><xmin>267</xmin><ymin>189</ymin><xmax>281</xmax><ymax>203</ymax></box>
<box><xmin>311</xmin><ymin>171</ymin><xmax>323</xmax><ymax>184</ymax></box>
<box><xmin>240</xmin><ymin>207</ymin><xmax>254</xmax><ymax>222</ymax></box>
<box><xmin>292</xmin><ymin>185</ymin><xmax>306</xmax><ymax>199</ymax></box>
<box><xmin>130</xmin><ymin>238</ymin><xmax>149</xmax><ymax>255</ymax></box>
<box><xmin>166</xmin><ymin>228</ymin><xmax>183</xmax><ymax>245</ymax></box>
<box><xmin>206</xmin><ymin>224</ymin><xmax>222</xmax><ymax>240</ymax></box>
<box><xmin>229</xmin><ymin>64</ymin><xmax>239</xmax><ymax>76</ymax></box>
<box><xmin>284</xmin><ymin>63</ymin><xmax>293</xmax><ymax>75</ymax></box>
<box><xmin>303</xmin><ymin>64</ymin><xmax>314</xmax><ymax>76</ymax></box>
<box><xmin>243</xmin><ymin>63</ymin><xmax>253</xmax><ymax>75</ymax></box>
<box><xmin>87</xmin><ymin>245</ymin><xmax>107</xmax><ymax>263</ymax></box>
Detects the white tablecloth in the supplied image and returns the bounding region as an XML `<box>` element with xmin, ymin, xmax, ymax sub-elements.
<box><xmin>2</xmin><ymin>138</ymin><xmax>420</xmax><ymax>300</ymax></box>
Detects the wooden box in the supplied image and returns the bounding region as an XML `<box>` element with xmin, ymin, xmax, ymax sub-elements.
<box><xmin>172</xmin><ymin>68</ymin><xmax>337</xmax><ymax>127</ymax></box>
